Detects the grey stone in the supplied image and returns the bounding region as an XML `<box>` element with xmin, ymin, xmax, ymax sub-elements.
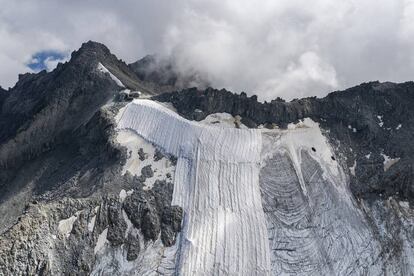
<box><xmin>138</xmin><ymin>148</ymin><xmax>147</xmax><ymax>161</ymax></box>
<box><xmin>126</xmin><ymin>233</ymin><xmax>140</xmax><ymax>261</ymax></box>
<box><xmin>141</xmin><ymin>165</ymin><xmax>154</xmax><ymax>179</ymax></box>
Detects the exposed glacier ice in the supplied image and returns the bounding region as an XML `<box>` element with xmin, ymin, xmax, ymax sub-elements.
<box><xmin>260</xmin><ymin>130</ymin><xmax>383</xmax><ymax>275</ymax></box>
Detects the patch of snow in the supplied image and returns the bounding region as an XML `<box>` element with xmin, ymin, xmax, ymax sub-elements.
<box><xmin>119</xmin><ymin>189</ymin><xmax>127</xmax><ymax>202</ymax></box>
<box><xmin>377</xmin><ymin>115</ymin><xmax>384</xmax><ymax>127</ymax></box>
<box><xmin>88</xmin><ymin>215</ymin><xmax>96</xmax><ymax>232</ymax></box>
<box><xmin>348</xmin><ymin>124</ymin><xmax>357</xmax><ymax>132</ymax></box>
<box><xmin>399</xmin><ymin>201</ymin><xmax>410</xmax><ymax>209</ymax></box>
<box><xmin>58</xmin><ymin>215</ymin><xmax>78</xmax><ymax>238</ymax></box>
<box><xmin>97</xmin><ymin>62</ymin><xmax>125</xmax><ymax>87</ymax></box>
<box><xmin>396</xmin><ymin>124</ymin><xmax>402</xmax><ymax>130</ymax></box>
<box><xmin>130</xmin><ymin>90</ymin><xmax>141</xmax><ymax>95</ymax></box>
<box><xmin>122</xmin><ymin>210</ymin><xmax>133</xmax><ymax>238</ymax></box>
<box><xmin>350</xmin><ymin>160</ymin><xmax>357</xmax><ymax>176</ymax></box>
<box><xmin>381</xmin><ymin>153</ymin><xmax>400</xmax><ymax>172</ymax></box>
<box><xmin>94</xmin><ymin>228</ymin><xmax>108</xmax><ymax>254</ymax></box>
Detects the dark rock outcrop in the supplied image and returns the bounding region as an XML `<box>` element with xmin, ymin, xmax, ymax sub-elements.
<box><xmin>141</xmin><ymin>165</ymin><xmax>154</xmax><ymax>179</ymax></box>
<box><xmin>122</xmin><ymin>180</ymin><xmax>182</xmax><ymax>245</ymax></box>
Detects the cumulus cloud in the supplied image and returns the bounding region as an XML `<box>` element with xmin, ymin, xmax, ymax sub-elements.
<box><xmin>0</xmin><ymin>0</ymin><xmax>414</xmax><ymax>100</ymax></box>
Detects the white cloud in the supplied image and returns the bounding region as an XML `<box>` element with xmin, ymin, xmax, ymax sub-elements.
<box><xmin>43</xmin><ymin>56</ymin><xmax>69</xmax><ymax>72</ymax></box>
<box><xmin>0</xmin><ymin>0</ymin><xmax>413</xmax><ymax>100</ymax></box>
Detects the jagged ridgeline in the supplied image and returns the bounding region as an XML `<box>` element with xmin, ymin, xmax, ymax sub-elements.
<box><xmin>0</xmin><ymin>41</ymin><xmax>413</xmax><ymax>275</ymax></box>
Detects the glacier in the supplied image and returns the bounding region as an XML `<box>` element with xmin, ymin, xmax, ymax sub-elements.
<box><xmin>118</xmin><ymin>99</ymin><xmax>270</xmax><ymax>275</ymax></box>
<box><xmin>116</xmin><ymin>99</ymin><xmax>413</xmax><ymax>275</ymax></box>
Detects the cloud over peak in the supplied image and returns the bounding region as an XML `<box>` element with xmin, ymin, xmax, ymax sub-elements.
<box><xmin>1</xmin><ymin>0</ymin><xmax>414</xmax><ymax>100</ymax></box>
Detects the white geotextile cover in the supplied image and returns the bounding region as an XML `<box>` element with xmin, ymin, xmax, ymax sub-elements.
<box><xmin>118</xmin><ymin>99</ymin><xmax>271</xmax><ymax>275</ymax></box>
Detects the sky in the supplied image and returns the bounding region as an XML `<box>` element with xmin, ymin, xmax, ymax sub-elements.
<box><xmin>1</xmin><ymin>0</ymin><xmax>414</xmax><ymax>100</ymax></box>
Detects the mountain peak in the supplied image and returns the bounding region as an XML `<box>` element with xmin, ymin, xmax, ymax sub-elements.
<box><xmin>79</xmin><ymin>40</ymin><xmax>110</xmax><ymax>54</ymax></box>
<box><xmin>70</xmin><ymin>40</ymin><xmax>112</xmax><ymax>64</ymax></box>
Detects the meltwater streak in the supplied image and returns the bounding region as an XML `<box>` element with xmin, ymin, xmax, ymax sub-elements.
<box><xmin>118</xmin><ymin>99</ymin><xmax>271</xmax><ymax>275</ymax></box>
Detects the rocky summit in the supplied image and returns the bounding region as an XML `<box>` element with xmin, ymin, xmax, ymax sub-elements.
<box><xmin>0</xmin><ymin>41</ymin><xmax>413</xmax><ymax>275</ymax></box>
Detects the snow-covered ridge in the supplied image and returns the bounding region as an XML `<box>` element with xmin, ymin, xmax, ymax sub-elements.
<box><xmin>97</xmin><ymin>62</ymin><xmax>125</xmax><ymax>87</ymax></box>
<box><xmin>118</xmin><ymin>99</ymin><xmax>270</xmax><ymax>275</ymax></box>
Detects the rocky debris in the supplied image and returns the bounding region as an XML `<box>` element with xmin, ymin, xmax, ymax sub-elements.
<box><xmin>129</xmin><ymin>91</ymin><xmax>141</xmax><ymax>98</ymax></box>
<box><xmin>169</xmin><ymin>155</ymin><xmax>178</xmax><ymax>166</ymax></box>
<box><xmin>141</xmin><ymin>165</ymin><xmax>154</xmax><ymax>179</ymax></box>
<box><xmin>118</xmin><ymin>90</ymin><xmax>133</xmax><ymax>102</ymax></box>
<box><xmin>154</xmin><ymin>149</ymin><xmax>165</xmax><ymax>161</ymax></box>
<box><xmin>117</xmin><ymin>90</ymin><xmax>142</xmax><ymax>102</ymax></box>
<box><xmin>106</xmin><ymin>198</ymin><xmax>127</xmax><ymax>246</ymax></box>
<box><xmin>138</xmin><ymin>148</ymin><xmax>147</xmax><ymax>161</ymax></box>
<box><xmin>0</xmin><ymin>198</ymin><xmax>97</xmax><ymax>275</ymax></box>
<box><xmin>122</xmin><ymin>180</ymin><xmax>182</xmax><ymax>245</ymax></box>
<box><xmin>0</xmin><ymin>177</ymin><xmax>182</xmax><ymax>275</ymax></box>
<box><xmin>161</xmin><ymin>206</ymin><xmax>183</xmax><ymax>246</ymax></box>
<box><xmin>126</xmin><ymin>233</ymin><xmax>140</xmax><ymax>261</ymax></box>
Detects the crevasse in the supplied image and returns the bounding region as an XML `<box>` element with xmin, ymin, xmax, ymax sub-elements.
<box><xmin>118</xmin><ymin>99</ymin><xmax>271</xmax><ymax>275</ymax></box>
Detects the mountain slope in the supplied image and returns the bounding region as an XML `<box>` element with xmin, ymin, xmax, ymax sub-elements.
<box><xmin>0</xmin><ymin>42</ymin><xmax>413</xmax><ymax>275</ymax></box>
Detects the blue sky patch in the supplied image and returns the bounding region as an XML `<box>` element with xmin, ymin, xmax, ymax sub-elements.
<box><xmin>27</xmin><ymin>50</ymin><xmax>67</xmax><ymax>71</ymax></box>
